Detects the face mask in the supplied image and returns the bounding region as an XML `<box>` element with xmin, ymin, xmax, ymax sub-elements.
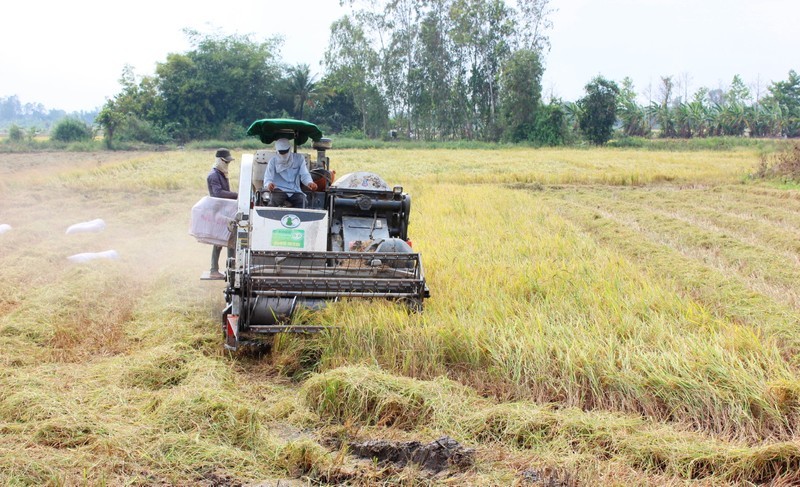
<box><xmin>214</xmin><ymin>158</ymin><xmax>229</xmax><ymax>175</ymax></box>
<box><xmin>276</xmin><ymin>151</ymin><xmax>292</xmax><ymax>171</ymax></box>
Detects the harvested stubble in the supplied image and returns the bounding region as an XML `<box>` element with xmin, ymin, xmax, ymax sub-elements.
<box><xmin>304</xmin><ymin>365</ymin><xmax>800</xmax><ymax>484</ymax></box>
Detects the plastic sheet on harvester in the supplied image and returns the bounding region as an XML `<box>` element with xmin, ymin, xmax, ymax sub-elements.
<box><xmin>331</xmin><ymin>172</ymin><xmax>391</xmax><ymax>190</ymax></box>
<box><xmin>190</xmin><ymin>196</ymin><xmax>238</xmax><ymax>246</ymax></box>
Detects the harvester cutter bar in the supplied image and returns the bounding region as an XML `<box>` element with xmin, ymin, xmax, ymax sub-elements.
<box><xmin>246</xmin><ymin>250</ymin><xmax>426</xmax><ymax>300</ymax></box>
<box><xmin>248</xmin><ymin>325</ymin><xmax>329</xmax><ymax>333</ymax></box>
<box><xmin>251</xmin><ymin>290</ymin><xmax>418</xmax><ymax>298</ymax></box>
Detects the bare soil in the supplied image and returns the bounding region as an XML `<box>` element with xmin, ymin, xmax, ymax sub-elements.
<box><xmin>348</xmin><ymin>436</ymin><xmax>475</xmax><ymax>473</ymax></box>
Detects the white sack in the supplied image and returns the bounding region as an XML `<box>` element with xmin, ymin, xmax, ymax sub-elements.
<box><xmin>0</xmin><ymin>224</ymin><xmax>11</xmax><ymax>234</ymax></box>
<box><xmin>190</xmin><ymin>196</ymin><xmax>238</xmax><ymax>246</ymax></box>
<box><xmin>67</xmin><ymin>250</ymin><xmax>120</xmax><ymax>263</ymax></box>
<box><xmin>66</xmin><ymin>218</ymin><xmax>106</xmax><ymax>235</ymax></box>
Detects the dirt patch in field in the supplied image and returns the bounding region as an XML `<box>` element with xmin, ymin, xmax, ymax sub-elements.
<box><xmin>349</xmin><ymin>435</ymin><xmax>475</xmax><ymax>473</ymax></box>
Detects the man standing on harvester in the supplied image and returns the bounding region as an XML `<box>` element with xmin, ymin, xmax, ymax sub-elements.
<box><xmin>264</xmin><ymin>138</ymin><xmax>317</xmax><ymax>207</ymax></box>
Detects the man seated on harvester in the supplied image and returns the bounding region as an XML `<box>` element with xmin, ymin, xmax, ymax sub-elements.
<box><xmin>263</xmin><ymin>138</ymin><xmax>317</xmax><ymax>207</ymax></box>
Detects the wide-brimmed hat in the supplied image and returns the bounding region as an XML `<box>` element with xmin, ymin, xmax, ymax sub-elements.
<box><xmin>215</xmin><ymin>148</ymin><xmax>234</xmax><ymax>162</ymax></box>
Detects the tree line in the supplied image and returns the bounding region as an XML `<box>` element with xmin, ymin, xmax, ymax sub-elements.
<box><xmin>21</xmin><ymin>0</ymin><xmax>799</xmax><ymax>147</ymax></box>
<box><xmin>0</xmin><ymin>95</ymin><xmax>95</xmax><ymax>135</ymax></box>
<box><xmin>613</xmin><ymin>73</ymin><xmax>800</xmax><ymax>141</ymax></box>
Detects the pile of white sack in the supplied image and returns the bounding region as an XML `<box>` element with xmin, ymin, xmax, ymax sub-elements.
<box><xmin>67</xmin><ymin>250</ymin><xmax>120</xmax><ymax>263</ymax></box>
<box><xmin>3</xmin><ymin>218</ymin><xmax>121</xmax><ymax>263</ymax></box>
<box><xmin>66</xmin><ymin>218</ymin><xmax>107</xmax><ymax>235</ymax></box>
<box><xmin>63</xmin><ymin>218</ymin><xmax>118</xmax><ymax>263</ymax></box>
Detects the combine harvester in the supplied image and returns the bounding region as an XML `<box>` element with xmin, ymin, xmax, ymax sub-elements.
<box><xmin>220</xmin><ymin>119</ymin><xmax>429</xmax><ymax>350</ymax></box>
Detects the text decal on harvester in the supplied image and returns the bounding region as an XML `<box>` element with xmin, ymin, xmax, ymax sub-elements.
<box><xmin>271</xmin><ymin>229</ymin><xmax>305</xmax><ymax>248</ymax></box>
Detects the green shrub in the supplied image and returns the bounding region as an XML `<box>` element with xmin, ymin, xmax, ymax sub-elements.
<box><xmin>7</xmin><ymin>124</ymin><xmax>24</xmax><ymax>142</ymax></box>
<box><xmin>608</xmin><ymin>136</ymin><xmax>647</xmax><ymax>148</ymax></box>
<box><xmin>51</xmin><ymin>118</ymin><xmax>93</xmax><ymax>143</ymax></box>
<box><xmin>337</xmin><ymin>129</ymin><xmax>367</xmax><ymax>140</ymax></box>
<box><xmin>117</xmin><ymin>116</ymin><xmax>172</xmax><ymax>144</ymax></box>
<box><xmin>66</xmin><ymin>140</ymin><xmax>104</xmax><ymax>151</ymax></box>
<box><xmin>531</xmin><ymin>103</ymin><xmax>569</xmax><ymax>146</ymax></box>
<box><xmin>216</xmin><ymin>122</ymin><xmax>248</xmax><ymax>141</ymax></box>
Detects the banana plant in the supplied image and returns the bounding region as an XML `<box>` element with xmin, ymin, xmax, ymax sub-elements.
<box><xmin>617</xmin><ymin>98</ymin><xmax>649</xmax><ymax>137</ymax></box>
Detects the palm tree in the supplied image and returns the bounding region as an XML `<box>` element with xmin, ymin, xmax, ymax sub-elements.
<box><xmin>287</xmin><ymin>64</ymin><xmax>318</xmax><ymax>120</ymax></box>
<box><xmin>563</xmin><ymin>101</ymin><xmax>584</xmax><ymax>135</ymax></box>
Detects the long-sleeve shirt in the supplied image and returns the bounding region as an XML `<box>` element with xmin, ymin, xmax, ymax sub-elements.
<box><xmin>263</xmin><ymin>153</ymin><xmax>314</xmax><ymax>196</ymax></box>
<box><xmin>207</xmin><ymin>168</ymin><xmax>237</xmax><ymax>199</ymax></box>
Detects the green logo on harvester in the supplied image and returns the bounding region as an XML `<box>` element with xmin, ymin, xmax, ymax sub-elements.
<box><xmin>272</xmin><ymin>229</ymin><xmax>305</xmax><ymax>248</ymax></box>
<box><xmin>280</xmin><ymin>214</ymin><xmax>301</xmax><ymax>228</ymax></box>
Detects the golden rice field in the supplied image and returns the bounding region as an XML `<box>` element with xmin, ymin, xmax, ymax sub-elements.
<box><xmin>1</xmin><ymin>145</ymin><xmax>800</xmax><ymax>485</ymax></box>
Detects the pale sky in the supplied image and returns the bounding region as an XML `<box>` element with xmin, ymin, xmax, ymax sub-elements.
<box><xmin>1</xmin><ymin>0</ymin><xmax>797</xmax><ymax>112</ymax></box>
<box><xmin>541</xmin><ymin>0</ymin><xmax>800</xmax><ymax>103</ymax></box>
